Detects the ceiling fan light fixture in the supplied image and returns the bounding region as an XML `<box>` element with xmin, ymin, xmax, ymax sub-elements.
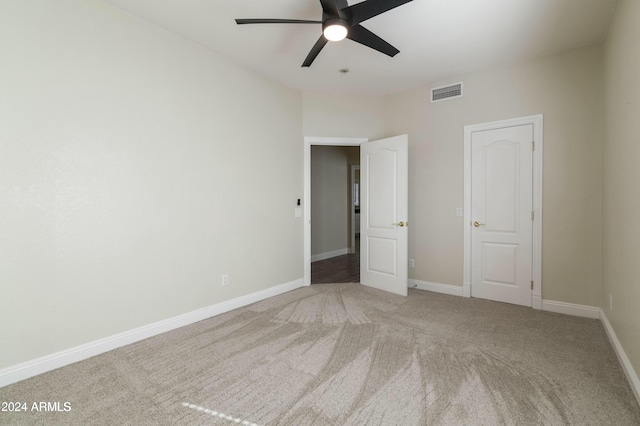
<box><xmin>323</xmin><ymin>18</ymin><xmax>348</xmax><ymax>41</ymax></box>
<box><xmin>236</xmin><ymin>0</ymin><xmax>413</xmax><ymax>67</ymax></box>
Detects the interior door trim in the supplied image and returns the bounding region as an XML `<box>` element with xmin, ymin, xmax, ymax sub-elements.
<box><xmin>463</xmin><ymin>114</ymin><xmax>544</xmax><ymax>309</ymax></box>
<box><xmin>303</xmin><ymin>136</ymin><xmax>367</xmax><ymax>286</ymax></box>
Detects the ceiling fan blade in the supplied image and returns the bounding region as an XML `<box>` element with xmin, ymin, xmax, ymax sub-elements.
<box><xmin>319</xmin><ymin>0</ymin><xmax>340</xmax><ymax>16</ymax></box>
<box><xmin>347</xmin><ymin>24</ymin><xmax>399</xmax><ymax>57</ymax></box>
<box><xmin>345</xmin><ymin>0</ymin><xmax>413</xmax><ymax>25</ymax></box>
<box><xmin>235</xmin><ymin>19</ymin><xmax>321</xmax><ymax>25</ymax></box>
<box><xmin>302</xmin><ymin>35</ymin><xmax>329</xmax><ymax>67</ymax></box>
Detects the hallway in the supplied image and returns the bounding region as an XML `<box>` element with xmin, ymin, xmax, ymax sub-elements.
<box><xmin>311</xmin><ymin>238</ymin><xmax>360</xmax><ymax>284</ymax></box>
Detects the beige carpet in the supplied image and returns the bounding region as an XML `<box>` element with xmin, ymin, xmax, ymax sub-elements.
<box><xmin>1</xmin><ymin>284</ymin><xmax>639</xmax><ymax>425</ymax></box>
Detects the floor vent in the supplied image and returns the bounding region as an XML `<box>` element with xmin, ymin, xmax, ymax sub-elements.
<box><xmin>431</xmin><ymin>82</ymin><xmax>463</xmax><ymax>103</ymax></box>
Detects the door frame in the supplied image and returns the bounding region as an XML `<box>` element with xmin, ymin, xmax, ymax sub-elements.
<box><xmin>463</xmin><ymin>114</ymin><xmax>543</xmax><ymax>309</ymax></box>
<box><xmin>304</xmin><ymin>136</ymin><xmax>367</xmax><ymax>286</ymax></box>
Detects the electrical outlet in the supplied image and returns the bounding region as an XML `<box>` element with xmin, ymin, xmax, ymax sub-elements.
<box><xmin>409</xmin><ymin>259</ymin><xmax>415</xmax><ymax>268</ymax></box>
<box><xmin>222</xmin><ymin>274</ymin><xmax>229</xmax><ymax>286</ymax></box>
<box><xmin>609</xmin><ymin>294</ymin><xmax>613</xmax><ymax>311</ymax></box>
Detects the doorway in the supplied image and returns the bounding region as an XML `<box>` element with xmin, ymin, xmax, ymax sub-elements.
<box><xmin>309</xmin><ymin>144</ymin><xmax>361</xmax><ymax>284</ymax></box>
<box><xmin>304</xmin><ymin>135</ymin><xmax>409</xmax><ymax>297</ymax></box>
<box><xmin>463</xmin><ymin>115</ymin><xmax>543</xmax><ymax>308</ymax></box>
<box><xmin>304</xmin><ymin>137</ymin><xmax>366</xmax><ymax>286</ymax></box>
<box><xmin>350</xmin><ymin>165</ymin><xmax>361</xmax><ymax>255</ymax></box>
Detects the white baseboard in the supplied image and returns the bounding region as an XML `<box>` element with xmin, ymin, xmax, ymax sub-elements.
<box><xmin>600</xmin><ymin>310</ymin><xmax>640</xmax><ymax>406</ymax></box>
<box><xmin>311</xmin><ymin>248</ymin><xmax>349</xmax><ymax>263</ymax></box>
<box><xmin>463</xmin><ymin>283</ymin><xmax>471</xmax><ymax>298</ymax></box>
<box><xmin>409</xmin><ymin>279</ymin><xmax>464</xmax><ymax>297</ymax></box>
<box><xmin>409</xmin><ymin>281</ymin><xmax>600</xmax><ymax>320</ymax></box>
<box><xmin>0</xmin><ymin>278</ymin><xmax>305</xmax><ymax>388</ymax></box>
<box><xmin>532</xmin><ymin>293</ymin><xmax>542</xmax><ymax>310</ymax></box>
<box><xmin>541</xmin><ymin>299</ymin><xmax>600</xmax><ymax>319</ymax></box>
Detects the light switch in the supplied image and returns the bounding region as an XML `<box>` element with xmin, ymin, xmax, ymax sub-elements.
<box><xmin>294</xmin><ymin>207</ymin><xmax>302</xmax><ymax>218</ymax></box>
<box><xmin>456</xmin><ymin>207</ymin><xmax>463</xmax><ymax>217</ymax></box>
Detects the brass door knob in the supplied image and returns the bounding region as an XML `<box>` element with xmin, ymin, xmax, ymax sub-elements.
<box><xmin>473</xmin><ymin>221</ymin><xmax>484</xmax><ymax>227</ymax></box>
<box><xmin>396</xmin><ymin>221</ymin><xmax>406</xmax><ymax>227</ymax></box>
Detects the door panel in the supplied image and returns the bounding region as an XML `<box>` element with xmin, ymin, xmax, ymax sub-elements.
<box><xmin>368</xmin><ymin>237</ymin><xmax>397</xmax><ymax>275</ymax></box>
<box><xmin>484</xmin><ymin>142</ymin><xmax>519</xmax><ymax>232</ymax></box>
<box><xmin>360</xmin><ymin>135</ymin><xmax>408</xmax><ymax>296</ymax></box>
<box><xmin>368</xmin><ymin>150</ymin><xmax>397</xmax><ymax>229</ymax></box>
<box><xmin>482</xmin><ymin>243</ymin><xmax>518</xmax><ymax>285</ymax></box>
<box><xmin>471</xmin><ymin>125</ymin><xmax>533</xmax><ymax>306</ymax></box>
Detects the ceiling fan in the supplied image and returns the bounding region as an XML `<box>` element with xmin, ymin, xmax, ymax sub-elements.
<box><xmin>235</xmin><ymin>0</ymin><xmax>414</xmax><ymax>67</ymax></box>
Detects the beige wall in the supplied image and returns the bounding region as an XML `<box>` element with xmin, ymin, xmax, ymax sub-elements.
<box><xmin>602</xmin><ymin>0</ymin><xmax>640</xmax><ymax>381</ymax></box>
<box><xmin>0</xmin><ymin>0</ymin><xmax>303</xmax><ymax>369</ymax></box>
<box><xmin>386</xmin><ymin>43</ymin><xmax>604</xmax><ymax>306</ymax></box>
<box><xmin>303</xmin><ymin>92</ymin><xmax>388</xmax><ymax>140</ymax></box>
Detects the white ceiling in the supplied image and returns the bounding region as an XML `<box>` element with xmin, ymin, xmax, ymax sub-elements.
<box><xmin>102</xmin><ymin>0</ymin><xmax>617</xmax><ymax>95</ymax></box>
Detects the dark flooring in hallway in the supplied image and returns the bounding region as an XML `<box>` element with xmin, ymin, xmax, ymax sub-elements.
<box><xmin>311</xmin><ymin>252</ymin><xmax>360</xmax><ymax>284</ymax></box>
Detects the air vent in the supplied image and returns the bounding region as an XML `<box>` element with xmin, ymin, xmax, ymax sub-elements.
<box><xmin>430</xmin><ymin>82</ymin><xmax>463</xmax><ymax>103</ymax></box>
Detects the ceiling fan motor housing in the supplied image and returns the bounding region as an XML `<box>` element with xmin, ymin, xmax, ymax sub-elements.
<box><xmin>322</xmin><ymin>17</ymin><xmax>349</xmax><ymax>41</ymax></box>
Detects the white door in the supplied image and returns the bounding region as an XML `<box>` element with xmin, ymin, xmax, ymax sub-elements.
<box><xmin>360</xmin><ymin>135</ymin><xmax>408</xmax><ymax>296</ymax></box>
<box><xmin>471</xmin><ymin>125</ymin><xmax>533</xmax><ymax>306</ymax></box>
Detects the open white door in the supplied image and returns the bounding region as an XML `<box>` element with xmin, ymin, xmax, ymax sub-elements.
<box><xmin>360</xmin><ymin>135</ymin><xmax>408</xmax><ymax>296</ymax></box>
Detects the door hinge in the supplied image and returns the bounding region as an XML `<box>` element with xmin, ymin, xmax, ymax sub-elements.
<box><xmin>531</xmin><ymin>280</ymin><xmax>534</xmax><ymax>290</ymax></box>
<box><xmin>532</xmin><ymin>141</ymin><xmax>535</xmax><ymax>151</ymax></box>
